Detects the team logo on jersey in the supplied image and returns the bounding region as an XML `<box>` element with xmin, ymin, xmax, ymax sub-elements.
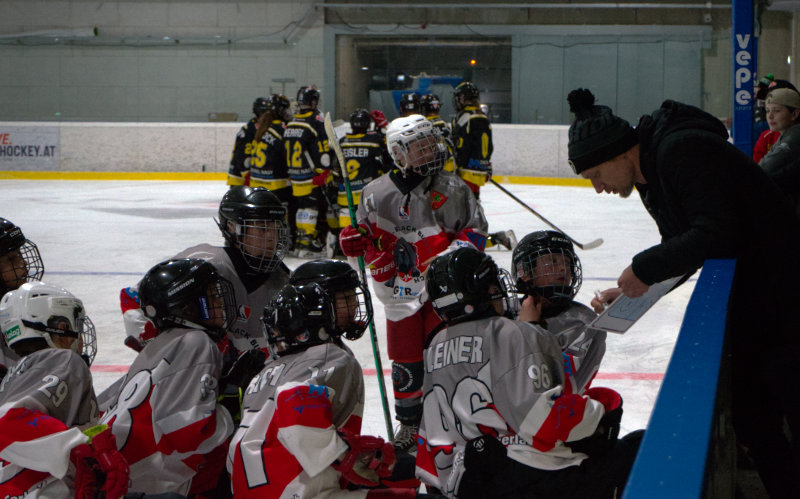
<box><xmin>238</xmin><ymin>305</ymin><xmax>251</xmax><ymax>320</ymax></box>
<box><xmin>398</xmin><ymin>202</ymin><xmax>411</xmax><ymax>220</ymax></box>
<box><xmin>430</xmin><ymin>191</ymin><xmax>447</xmax><ymax>210</ymax></box>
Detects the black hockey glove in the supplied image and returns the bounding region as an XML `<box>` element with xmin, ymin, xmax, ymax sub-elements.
<box><xmin>393</xmin><ymin>238</ymin><xmax>418</xmax><ymax>276</ymax></box>
<box><xmin>451</xmin><ymin>435</ymin><xmax>509</xmax><ymax>499</ymax></box>
<box><xmin>218</xmin><ymin>349</ymin><xmax>267</xmax><ymax>423</ymax></box>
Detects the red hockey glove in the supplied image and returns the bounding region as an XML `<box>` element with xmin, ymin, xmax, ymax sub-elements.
<box><xmin>312</xmin><ymin>169</ymin><xmax>331</xmax><ymax>187</ymax></box>
<box><xmin>340</xmin><ymin>225</ymin><xmax>372</xmax><ymax>257</ymax></box>
<box><xmin>370</xmin><ymin>110</ymin><xmax>389</xmax><ymax>130</ymax></box>
<box><xmin>87</xmin><ymin>426</ymin><xmax>130</xmax><ymax>499</ymax></box>
<box><xmin>365</xmin><ymin>246</ymin><xmax>396</xmax><ymax>283</ymax></box>
<box><xmin>71</xmin><ymin>443</ymin><xmax>100</xmax><ymax>499</ymax></box>
<box><xmin>567</xmin><ymin>387</ymin><xmax>623</xmax><ymax>457</ymax></box>
<box><xmin>333</xmin><ymin>429</ymin><xmax>396</xmax><ymax>487</ymax></box>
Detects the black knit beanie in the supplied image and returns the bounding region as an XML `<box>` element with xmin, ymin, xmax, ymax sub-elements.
<box><xmin>567</xmin><ymin>89</ymin><xmax>637</xmax><ymax>174</ymax></box>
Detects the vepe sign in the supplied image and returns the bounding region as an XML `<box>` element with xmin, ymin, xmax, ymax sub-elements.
<box><xmin>734</xmin><ymin>34</ymin><xmax>753</xmax><ymax>107</ymax></box>
<box><xmin>0</xmin><ymin>126</ymin><xmax>60</xmax><ymax>167</ymax></box>
<box><xmin>731</xmin><ymin>0</ymin><xmax>755</xmax><ymax>153</ymax></box>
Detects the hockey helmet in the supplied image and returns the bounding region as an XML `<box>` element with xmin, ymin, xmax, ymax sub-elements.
<box><xmin>268</xmin><ymin>93</ymin><xmax>292</xmax><ymax>122</ymax></box>
<box><xmin>420</xmin><ymin>93</ymin><xmax>442</xmax><ymax>116</ymax></box>
<box><xmin>0</xmin><ymin>218</ymin><xmax>44</xmax><ymax>297</ymax></box>
<box><xmin>512</xmin><ymin>230</ymin><xmax>582</xmax><ymax>314</ymax></box>
<box><xmin>399</xmin><ymin>93</ymin><xmax>421</xmax><ymax>116</ymax></box>
<box><xmin>426</xmin><ymin>248</ymin><xmax>519</xmax><ymax>325</ymax></box>
<box><xmin>217</xmin><ymin>186</ymin><xmax>289</xmax><ymax>273</ymax></box>
<box><xmin>289</xmin><ymin>259</ymin><xmax>372</xmax><ymax>340</ymax></box>
<box><xmin>0</xmin><ymin>281</ymin><xmax>97</xmax><ymax>365</ymax></box>
<box><xmin>386</xmin><ymin>115</ymin><xmax>447</xmax><ymax>176</ymax></box>
<box><xmin>262</xmin><ymin>283</ymin><xmax>337</xmax><ymax>356</ymax></box>
<box><xmin>453</xmin><ymin>81</ymin><xmax>480</xmax><ymax>111</ymax></box>
<box><xmin>349</xmin><ymin>108</ymin><xmax>372</xmax><ymax>133</ymax></box>
<box><xmin>253</xmin><ymin>97</ymin><xmax>270</xmax><ymax>117</ymax></box>
<box><xmin>297</xmin><ymin>86</ymin><xmax>320</xmax><ymax>109</ymax></box>
<box><xmin>139</xmin><ymin>259</ymin><xmax>237</xmax><ymax>342</ymax></box>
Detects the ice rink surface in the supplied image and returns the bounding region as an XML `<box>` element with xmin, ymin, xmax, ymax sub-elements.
<box><xmin>3</xmin><ymin>179</ymin><xmax>696</xmax><ymax>439</ymax></box>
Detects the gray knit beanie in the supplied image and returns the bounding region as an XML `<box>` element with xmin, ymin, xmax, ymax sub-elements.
<box><xmin>567</xmin><ymin>89</ymin><xmax>637</xmax><ymax>174</ymax></box>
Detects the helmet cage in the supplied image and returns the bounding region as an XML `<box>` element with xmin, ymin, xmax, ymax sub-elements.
<box><xmin>161</xmin><ymin>275</ymin><xmax>236</xmax><ymax>342</ymax></box>
<box><xmin>453</xmin><ymin>82</ymin><xmax>480</xmax><ymax>111</ymax></box>
<box><xmin>387</xmin><ymin>116</ymin><xmax>447</xmax><ymax>176</ymax></box>
<box><xmin>269</xmin><ymin>94</ymin><xmax>292</xmax><ymax>122</ymax></box>
<box><xmin>263</xmin><ymin>283</ymin><xmax>336</xmax><ymax>356</ymax></box>
<box><xmin>512</xmin><ymin>233</ymin><xmax>582</xmax><ymax>310</ymax></box>
<box><xmin>1</xmin><ymin>240</ymin><xmax>45</xmax><ymax>295</ymax></box>
<box><xmin>420</xmin><ymin>94</ymin><xmax>441</xmax><ymax>115</ymax></box>
<box><xmin>399</xmin><ymin>93</ymin><xmax>421</xmax><ymax>114</ymax></box>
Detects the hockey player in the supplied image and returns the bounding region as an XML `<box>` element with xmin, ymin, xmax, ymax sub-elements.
<box><xmin>335</xmin><ymin>108</ymin><xmax>390</xmax><ymax>230</ymax></box>
<box><xmin>0</xmin><ymin>281</ymin><xmax>128</xmax><ymax>498</ymax></box>
<box><xmin>0</xmin><ymin>218</ymin><xmax>45</xmax><ymax>375</ymax></box>
<box><xmin>226</xmin><ymin>96</ymin><xmax>270</xmax><ymax>186</ymax></box>
<box><xmin>337</xmin><ymin>114</ymin><xmax>488</xmax><ymax>452</ymax></box>
<box><xmin>249</xmin><ymin>93</ymin><xmax>297</xmax><ymax>249</ymax></box>
<box><xmin>101</xmin><ymin>258</ymin><xmax>238</xmax><ymax>495</ymax></box>
<box><xmin>416</xmin><ymin>248</ymin><xmax>644</xmax><ymax>499</ymax></box>
<box><xmin>512</xmin><ymin>230</ymin><xmax>606</xmax><ymax>393</ymax></box>
<box><xmin>285</xmin><ymin>86</ymin><xmax>336</xmax><ymax>256</ymax></box>
<box><xmin>420</xmin><ymin>94</ymin><xmax>455</xmax><ymax>174</ymax></box>
<box><xmin>399</xmin><ymin>92</ymin><xmax>421</xmax><ymax>117</ymax></box>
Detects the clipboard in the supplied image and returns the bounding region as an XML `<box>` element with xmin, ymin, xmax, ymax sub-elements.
<box><xmin>589</xmin><ymin>275</ymin><xmax>686</xmax><ymax>334</ymax></box>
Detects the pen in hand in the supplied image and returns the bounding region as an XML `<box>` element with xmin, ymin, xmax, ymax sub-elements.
<box><xmin>594</xmin><ymin>289</ymin><xmax>608</xmax><ymax>311</ymax></box>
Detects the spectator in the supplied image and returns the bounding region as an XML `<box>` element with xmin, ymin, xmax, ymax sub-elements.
<box><xmin>759</xmin><ymin>88</ymin><xmax>800</xmax><ymax>217</ymax></box>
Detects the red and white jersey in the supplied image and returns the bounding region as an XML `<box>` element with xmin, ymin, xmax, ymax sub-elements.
<box><xmin>100</xmin><ymin>327</ymin><xmax>234</xmax><ymax>495</ymax></box>
<box><xmin>0</xmin><ymin>348</ymin><xmax>98</xmax><ymax>498</ymax></box>
<box><xmin>356</xmin><ymin>169</ymin><xmax>488</xmax><ymax>321</ymax></box>
<box><xmin>227</xmin><ymin>342</ymin><xmax>366</xmax><ymax>498</ymax></box>
<box><xmin>415</xmin><ymin>315</ymin><xmax>606</xmax><ymax>495</ymax></box>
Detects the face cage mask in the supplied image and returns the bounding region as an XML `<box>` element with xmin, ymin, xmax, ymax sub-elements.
<box><xmin>333</xmin><ymin>284</ymin><xmax>372</xmax><ymax>341</ymax></box>
<box><xmin>1</xmin><ymin>242</ymin><xmax>44</xmax><ymax>293</ymax></box>
<box><xmin>513</xmin><ymin>247</ymin><xmax>581</xmax><ymax>306</ymax></box>
<box><xmin>234</xmin><ymin>219</ymin><xmax>289</xmax><ymax>273</ymax></box>
<box><xmin>399</xmin><ymin>133</ymin><xmax>447</xmax><ymax>176</ymax></box>
<box><xmin>167</xmin><ymin>278</ymin><xmax>237</xmax><ymax>340</ymax></box>
<box><xmin>495</xmin><ymin>269</ymin><xmax>521</xmax><ymax>319</ymax></box>
<box><xmin>21</xmin><ymin>314</ymin><xmax>97</xmax><ymax>365</ymax></box>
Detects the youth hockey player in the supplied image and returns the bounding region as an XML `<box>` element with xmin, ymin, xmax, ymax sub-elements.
<box><xmin>249</xmin><ymin>93</ymin><xmax>297</xmax><ymax>249</ymax></box>
<box><xmin>417</xmin><ymin>248</ymin><xmax>643</xmax><ymax>499</ymax></box>
<box><xmin>285</xmin><ymin>86</ymin><xmax>336</xmax><ymax>257</ymax></box>
<box><xmin>101</xmin><ymin>258</ymin><xmax>238</xmax><ymax>495</ymax></box>
<box><xmin>512</xmin><ymin>230</ymin><xmax>606</xmax><ymax>392</ymax></box>
<box><xmin>421</xmin><ymin>94</ymin><xmax>455</xmax><ymax>174</ymax></box>
<box><xmin>450</xmin><ymin>82</ymin><xmax>516</xmax><ymax>250</ymax></box>
<box><xmin>0</xmin><ymin>218</ymin><xmax>45</xmax><ymax>374</ymax></box>
<box><xmin>227</xmin><ymin>96</ymin><xmax>270</xmax><ymax>186</ymax></box>
<box><xmin>399</xmin><ymin>92</ymin><xmax>421</xmax><ymax>117</ymax></box>
<box><xmin>0</xmin><ymin>281</ymin><xmax>127</xmax><ymax>498</ymax></box>
<box><xmin>337</xmin><ymin>114</ymin><xmax>488</xmax><ymax>452</ymax></box>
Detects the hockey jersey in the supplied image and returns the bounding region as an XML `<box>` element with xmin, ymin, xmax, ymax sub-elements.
<box><xmin>284</xmin><ymin>110</ymin><xmax>334</xmax><ymax>196</ymax></box>
<box><xmin>250</xmin><ymin>120</ymin><xmax>290</xmax><ymax>192</ymax></box>
<box><xmin>227</xmin><ymin>342</ymin><xmax>365</xmax><ymax>498</ymax></box>
<box><xmin>337</xmin><ymin>130</ymin><xmax>387</xmax><ymax>210</ymax></box>
<box><xmin>542</xmin><ymin>302</ymin><xmax>606</xmax><ymax>394</ymax></box>
<box><xmin>0</xmin><ymin>348</ymin><xmax>98</xmax><ymax>498</ymax></box>
<box><xmin>451</xmin><ymin>107</ymin><xmax>493</xmax><ymax>188</ymax></box>
<box><xmin>415</xmin><ymin>315</ymin><xmax>606</xmax><ymax>495</ymax></box>
<box><xmin>0</xmin><ymin>341</ymin><xmax>18</xmax><ymax>379</ymax></box>
<box><xmin>100</xmin><ymin>327</ymin><xmax>234</xmax><ymax>495</ymax></box>
<box><xmin>356</xmin><ymin>169</ymin><xmax>488</xmax><ymax>321</ymax></box>
<box><xmin>227</xmin><ymin>117</ymin><xmax>260</xmax><ymax>186</ymax></box>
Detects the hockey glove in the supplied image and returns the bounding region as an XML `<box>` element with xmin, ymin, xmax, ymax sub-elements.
<box><xmin>393</xmin><ymin>238</ymin><xmax>418</xmax><ymax>276</ymax></box>
<box><xmin>365</xmin><ymin>246</ymin><xmax>397</xmax><ymax>283</ymax></box>
<box><xmin>72</xmin><ymin>425</ymin><xmax>130</xmax><ymax>499</ymax></box>
<box><xmin>312</xmin><ymin>169</ymin><xmax>331</xmax><ymax>187</ymax></box>
<box><xmin>370</xmin><ymin>110</ymin><xmax>389</xmax><ymax>131</ymax></box>
<box><xmin>447</xmin><ymin>435</ymin><xmax>507</xmax><ymax>499</ymax></box>
<box><xmin>218</xmin><ymin>349</ymin><xmax>267</xmax><ymax>423</ymax></box>
<box><xmin>333</xmin><ymin>429</ymin><xmax>396</xmax><ymax>487</ymax></box>
<box><xmin>340</xmin><ymin>224</ymin><xmax>372</xmax><ymax>257</ymax></box>
<box><xmin>567</xmin><ymin>387</ymin><xmax>623</xmax><ymax>457</ymax></box>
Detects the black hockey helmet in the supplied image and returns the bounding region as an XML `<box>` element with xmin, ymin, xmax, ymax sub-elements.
<box><xmin>349</xmin><ymin>108</ymin><xmax>372</xmax><ymax>133</ymax></box>
<box><xmin>399</xmin><ymin>92</ymin><xmax>421</xmax><ymax>115</ymax></box>
<box><xmin>512</xmin><ymin>230</ymin><xmax>582</xmax><ymax>314</ymax></box>
<box><xmin>268</xmin><ymin>93</ymin><xmax>292</xmax><ymax>122</ymax></box>
<box><xmin>297</xmin><ymin>86</ymin><xmax>320</xmax><ymax>109</ymax></box>
<box><xmin>139</xmin><ymin>258</ymin><xmax>237</xmax><ymax>342</ymax></box>
<box><xmin>420</xmin><ymin>93</ymin><xmax>441</xmax><ymax>115</ymax></box>
<box><xmin>217</xmin><ymin>186</ymin><xmax>289</xmax><ymax>273</ymax></box>
<box><xmin>426</xmin><ymin>247</ymin><xmax>518</xmax><ymax>325</ymax></box>
<box><xmin>0</xmin><ymin>218</ymin><xmax>44</xmax><ymax>296</ymax></box>
<box><xmin>289</xmin><ymin>259</ymin><xmax>372</xmax><ymax>340</ymax></box>
<box><xmin>453</xmin><ymin>81</ymin><xmax>480</xmax><ymax>111</ymax></box>
<box><xmin>263</xmin><ymin>283</ymin><xmax>337</xmax><ymax>356</ymax></box>
<box><xmin>253</xmin><ymin>97</ymin><xmax>270</xmax><ymax>117</ymax></box>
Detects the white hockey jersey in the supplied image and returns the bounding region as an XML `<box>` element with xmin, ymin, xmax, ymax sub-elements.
<box><xmin>100</xmin><ymin>327</ymin><xmax>234</xmax><ymax>495</ymax></box>
<box><xmin>356</xmin><ymin>169</ymin><xmax>488</xmax><ymax>321</ymax></box>
<box><xmin>542</xmin><ymin>302</ymin><xmax>606</xmax><ymax>394</ymax></box>
<box><xmin>227</xmin><ymin>342</ymin><xmax>367</xmax><ymax>498</ymax></box>
<box><xmin>415</xmin><ymin>315</ymin><xmax>607</xmax><ymax>496</ymax></box>
<box><xmin>0</xmin><ymin>348</ymin><xmax>98</xmax><ymax>498</ymax></box>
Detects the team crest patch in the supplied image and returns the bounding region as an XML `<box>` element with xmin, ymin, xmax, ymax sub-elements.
<box><xmin>398</xmin><ymin>202</ymin><xmax>410</xmax><ymax>220</ymax></box>
<box><xmin>430</xmin><ymin>191</ymin><xmax>448</xmax><ymax>209</ymax></box>
<box><xmin>238</xmin><ymin>305</ymin><xmax>251</xmax><ymax>320</ymax></box>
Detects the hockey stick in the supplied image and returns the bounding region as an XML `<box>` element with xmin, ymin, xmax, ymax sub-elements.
<box><xmin>324</xmin><ymin>112</ymin><xmax>394</xmax><ymax>440</ymax></box>
<box><xmin>489</xmin><ymin>178</ymin><xmax>604</xmax><ymax>250</ymax></box>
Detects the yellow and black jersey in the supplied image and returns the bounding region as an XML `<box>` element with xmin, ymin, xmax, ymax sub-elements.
<box><xmin>336</xmin><ymin>130</ymin><xmax>387</xmax><ymax>207</ymax></box>
<box><xmin>249</xmin><ymin>120</ymin><xmax>290</xmax><ymax>191</ymax></box>
<box><xmin>451</xmin><ymin>106</ymin><xmax>493</xmax><ymax>186</ymax></box>
<box><xmin>226</xmin><ymin>117</ymin><xmax>259</xmax><ymax>186</ymax></box>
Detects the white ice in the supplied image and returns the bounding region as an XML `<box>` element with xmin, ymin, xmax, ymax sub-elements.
<box><xmin>2</xmin><ymin>179</ymin><xmax>694</xmax><ymax>439</ymax></box>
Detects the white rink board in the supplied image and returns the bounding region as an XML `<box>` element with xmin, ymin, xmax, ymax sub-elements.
<box><xmin>2</xmin><ymin>179</ymin><xmax>695</xmax><ymax>439</ymax></box>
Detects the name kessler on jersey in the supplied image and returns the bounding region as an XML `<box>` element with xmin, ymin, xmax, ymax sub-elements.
<box><xmin>426</xmin><ymin>335</ymin><xmax>484</xmax><ymax>373</ymax></box>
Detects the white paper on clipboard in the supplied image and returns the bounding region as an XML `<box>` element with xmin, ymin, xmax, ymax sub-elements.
<box><xmin>589</xmin><ymin>275</ymin><xmax>685</xmax><ymax>334</ymax></box>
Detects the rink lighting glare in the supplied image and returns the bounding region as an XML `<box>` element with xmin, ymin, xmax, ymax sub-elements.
<box><xmin>361</xmin><ymin>66</ymin><xmax>369</xmax><ymax>70</ymax></box>
<box><xmin>470</xmin><ymin>59</ymin><xmax>477</xmax><ymax>66</ymax></box>
<box><xmin>788</xmin><ymin>56</ymin><xmax>792</xmax><ymax>65</ymax></box>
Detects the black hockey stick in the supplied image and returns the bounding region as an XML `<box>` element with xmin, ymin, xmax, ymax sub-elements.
<box><xmin>489</xmin><ymin>178</ymin><xmax>603</xmax><ymax>250</ymax></box>
<box><xmin>324</xmin><ymin>113</ymin><xmax>394</xmax><ymax>440</ymax></box>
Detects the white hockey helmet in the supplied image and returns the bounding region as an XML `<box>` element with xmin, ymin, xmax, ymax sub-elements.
<box><xmin>386</xmin><ymin>114</ymin><xmax>447</xmax><ymax>176</ymax></box>
<box><xmin>0</xmin><ymin>281</ymin><xmax>97</xmax><ymax>364</ymax></box>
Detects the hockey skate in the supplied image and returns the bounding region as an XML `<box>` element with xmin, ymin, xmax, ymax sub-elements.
<box><xmin>296</xmin><ymin>237</ymin><xmax>325</xmax><ymax>259</ymax></box>
<box><xmin>393</xmin><ymin>423</ymin><xmax>419</xmax><ymax>453</ymax></box>
<box><xmin>488</xmin><ymin>230</ymin><xmax>517</xmax><ymax>251</ymax></box>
